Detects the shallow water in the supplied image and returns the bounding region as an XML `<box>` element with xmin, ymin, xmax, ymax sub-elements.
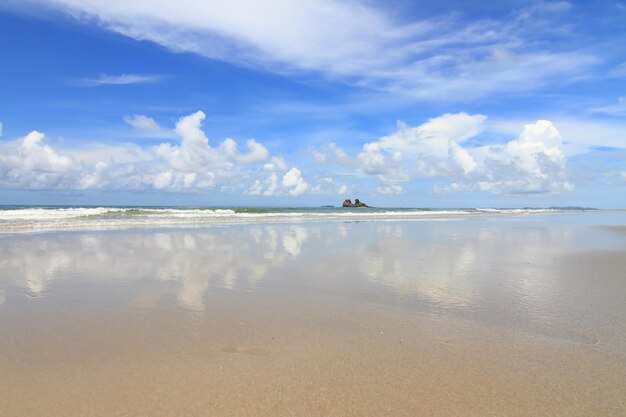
<box><xmin>1</xmin><ymin>212</ymin><xmax>626</xmax><ymax>416</ymax></box>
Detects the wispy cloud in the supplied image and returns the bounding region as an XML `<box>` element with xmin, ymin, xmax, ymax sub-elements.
<box><xmin>608</xmin><ymin>62</ymin><xmax>626</xmax><ymax>78</ymax></box>
<box><xmin>26</xmin><ymin>0</ymin><xmax>599</xmax><ymax>100</ymax></box>
<box><xmin>124</xmin><ymin>115</ymin><xmax>162</xmax><ymax>131</ymax></box>
<box><xmin>590</xmin><ymin>97</ymin><xmax>626</xmax><ymax>116</ymax></box>
<box><xmin>73</xmin><ymin>73</ymin><xmax>162</xmax><ymax>87</ymax></box>
<box><xmin>123</xmin><ymin>114</ymin><xmax>178</xmax><ymax>139</ymax></box>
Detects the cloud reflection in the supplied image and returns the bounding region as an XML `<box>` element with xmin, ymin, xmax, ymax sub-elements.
<box><xmin>0</xmin><ymin>225</ymin><xmax>314</xmax><ymax>311</ymax></box>
<box><xmin>0</xmin><ymin>219</ymin><xmax>601</xmax><ymax>316</ymax></box>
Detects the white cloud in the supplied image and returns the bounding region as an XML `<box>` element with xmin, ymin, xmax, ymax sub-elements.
<box><xmin>448</xmin><ymin>142</ymin><xmax>476</xmax><ymax>174</ymax></box>
<box><xmin>25</xmin><ymin>0</ymin><xmax>599</xmax><ymax>100</ymax></box>
<box><xmin>282</xmin><ymin>167</ymin><xmax>309</xmax><ymax>196</ymax></box>
<box><xmin>124</xmin><ymin>114</ymin><xmax>162</xmax><ymax>131</ymax></box>
<box><xmin>248</xmin><ymin>172</ymin><xmax>279</xmax><ymax>196</ymax></box>
<box><xmin>0</xmin><ymin>111</ymin><xmax>577</xmax><ymax>197</ymax></box>
<box><xmin>17</xmin><ymin>131</ymin><xmax>74</xmax><ymax>173</ymax></box>
<box><xmin>0</xmin><ymin>110</ymin><xmax>306</xmax><ymax>194</ymax></box>
<box><xmin>378</xmin><ymin>113</ymin><xmax>487</xmax><ymax>158</ymax></box>
<box><xmin>153</xmin><ymin>111</ymin><xmax>223</xmax><ymax>174</ymax></box>
<box><xmin>358</xmin><ymin>142</ymin><xmax>388</xmax><ymax>175</ymax></box>
<box><xmin>462</xmin><ymin>120</ymin><xmax>573</xmax><ymax>194</ymax></box>
<box><xmin>154</xmin><ymin>170</ymin><xmax>174</xmax><ymax>189</ymax></box>
<box><xmin>377</xmin><ymin>184</ymin><xmax>403</xmax><ymax>195</ymax></box>
<box><xmin>357</xmin><ymin>141</ymin><xmax>411</xmax><ymax>187</ymax></box>
<box><xmin>0</xmin><ymin>131</ymin><xmax>77</xmax><ymax>189</ymax></box>
<box><xmin>310</xmin><ymin>142</ymin><xmax>352</xmax><ymax>165</ymax></box>
<box><xmin>309</xmin><ymin>177</ymin><xmax>336</xmax><ymax>195</ymax></box>
<box><xmin>269</xmin><ymin>156</ymin><xmax>288</xmax><ymax>171</ymax></box>
<box><xmin>74</xmin><ymin>73</ymin><xmax>162</xmax><ymax>86</ymax></box>
<box><xmin>311</xmin><ymin>149</ymin><xmax>326</xmax><ymax>163</ymax></box>
<box><xmin>0</xmin><ymin>121</ymin><xmax>3</xmax><ymax>137</ymax></box>
<box><xmin>358</xmin><ymin>113</ymin><xmax>573</xmax><ymax>195</ymax></box>
<box><xmin>488</xmin><ymin>117</ymin><xmax>626</xmax><ymax>152</ymax></box>
<box><xmin>358</xmin><ymin>112</ymin><xmax>485</xmax><ymax>189</ymax></box>
<box><xmin>328</xmin><ymin>142</ymin><xmax>351</xmax><ymax>164</ymax></box>
<box><xmin>220</xmin><ymin>138</ymin><xmax>269</xmax><ymax>164</ymax></box>
<box><xmin>263</xmin><ymin>173</ymin><xmax>279</xmax><ymax>196</ymax></box>
<box><xmin>250</xmin><ymin>167</ymin><xmax>309</xmax><ymax>197</ymax></box>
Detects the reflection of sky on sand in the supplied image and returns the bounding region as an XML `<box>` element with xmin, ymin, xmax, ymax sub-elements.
<box><xmin>358</xmin><ymin>222</ymin><xmax>584</xmax><ymax>309</ymax></box>
<box><xmin>2</xmin><ymin>215</ymin><xmax>626</xmax><ymax>417</ymax></box>
<box><xmin>0</xmin><ymin>225</ymin><xmax>313</xmax><ymax>311</ymax></box>
<box><xmin>0</xmin><ymin>215</ymin><xmax>624</xmax><ymax>325</ymax></box>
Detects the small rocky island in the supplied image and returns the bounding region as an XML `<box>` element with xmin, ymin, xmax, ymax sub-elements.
<box><xmin>342</xmin><ymin>198</ymin><xmax>369</xmax><ymax>208</ymax></box>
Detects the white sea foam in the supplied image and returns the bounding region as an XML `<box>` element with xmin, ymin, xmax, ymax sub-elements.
<box><xmin>476</xmin><ymin>208</ymin><xmax>555</xmax><ymax>214</ymax></box>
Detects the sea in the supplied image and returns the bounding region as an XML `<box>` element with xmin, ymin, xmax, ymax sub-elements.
<box><xmin>0</xmin><ymin>205</ymin><xmax>588</xmax><ymax>233</ymax></box>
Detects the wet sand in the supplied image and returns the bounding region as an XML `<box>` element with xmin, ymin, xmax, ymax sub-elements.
<box><xmin>1</xmin><ymin>212</ymin><xmax>626</xmax><ymax>416</ymax></box>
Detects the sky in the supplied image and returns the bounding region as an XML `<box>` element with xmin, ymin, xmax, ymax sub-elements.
<box><xmin>0</xmin><ymin>0</ymin><xmax>625</xmax><ymax>207</ymax></box>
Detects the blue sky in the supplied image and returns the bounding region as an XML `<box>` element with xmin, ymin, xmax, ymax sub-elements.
<box><xmin>1</xmin><ymin>0</ymin><xmax>625</xmax><ymax>207</ymax></box>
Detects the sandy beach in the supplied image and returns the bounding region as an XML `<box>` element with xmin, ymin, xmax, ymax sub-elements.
<box><xmin>1</xmin><ymin>211</ymin><xmax>626</xmax><ymax>416</ymax></box>
<box><xmin>3</xmin><ymin>0</ymin><xmax>626</xmax><ymax>415</ymax></box>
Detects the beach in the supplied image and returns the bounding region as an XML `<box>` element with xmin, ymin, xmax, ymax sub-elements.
<box><xmin>1</xmin><ymin>209</ymin><xmax>626</xmax><ymax>416</ymax></box>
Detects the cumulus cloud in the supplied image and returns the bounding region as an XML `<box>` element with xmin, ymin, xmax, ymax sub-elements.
<box><xmin>20</xmin><ymin>131</ymin><xmax>74</xmax><ymax>173</ymax></box>
<box><xmin>220</xmin><ymin>138</ymin><xmax>269</xmax><ymax>164</ymax></box>
<box><xmin>21</xmin><ymin>0</ymin><xmax>598</xmax><ymax>100</ymax></box>
<box><xmin>358</xmin><ymin>142</ymin><xmax>388</xmax><ymax>175</ymax></box>
<box><xmin>0</xmin><ymin>131</ymin><xmax>78</xmax><ymax>189</ymax></box>
<box><xmin>0</xmin><ymin>110</ymin><xmax>308</xmax><ymax>195</ymax></box>
<box><xmin>124</xmin><ymin>114</ymin><xmax>162</xmax><ymax>131</ymax></box>
<box><xmin>248</xmin><ymin>167</ymin><xmax>309</xmax><ymax>197</ymax></box>
<box><xmin>0</xmin><ymin>110</ymin><xmax>574</xmax><ymax>197</ymax></box>
<box><xmin>282</xmin><ymin>168</ymin><xmax>309</xmax><ymax>196</ymax></box>
<box><xmin>358</xmin><ymin>113</ymin><xmax>573</xmax><ymax>195</ymax></box>
<box><xmin>456</xmin><ymin>120</ymin><xmax>573</xmax><ymax>194</ymax></box>
<box><xmin>357</xmin><ymin>142</ymin><xmax>410</xmax><ymax>186</ymax></box>
<box><xmin>357</xmin><ymin>113</ymin><xmax>486</xmax><ymax>187</ymax></box>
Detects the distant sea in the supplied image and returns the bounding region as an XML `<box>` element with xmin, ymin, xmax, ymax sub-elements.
<box><xmin>0</xmin><ymin>205</ymin><xmax>594</xmax><ymax>234</ymax></box>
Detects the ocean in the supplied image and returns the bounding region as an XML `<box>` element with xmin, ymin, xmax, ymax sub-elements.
<box><xmin>0</xmin><ymin>205</ymin><xmax>570</xmax><ymax>233</ymax></box>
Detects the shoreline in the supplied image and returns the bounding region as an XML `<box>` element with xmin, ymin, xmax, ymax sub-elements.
<box><xmin>0</xmin><ymin>207</ymin><xmax>599</xmax><ymax>235</ymax></box>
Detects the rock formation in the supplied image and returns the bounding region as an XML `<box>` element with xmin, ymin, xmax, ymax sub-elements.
<box><xmin>342</xmin><ymin>198</ymin><xmax>369</xmax><ymax>207</ymax></box>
